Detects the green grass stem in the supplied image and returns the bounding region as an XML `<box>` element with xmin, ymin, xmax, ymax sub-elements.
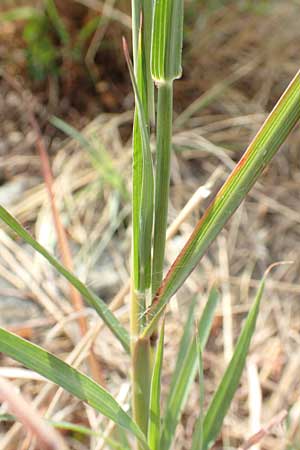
<box><xmin>152</xmin><ymin>81</ymin><xmax>173</xmax><ymax>296</ymax></box>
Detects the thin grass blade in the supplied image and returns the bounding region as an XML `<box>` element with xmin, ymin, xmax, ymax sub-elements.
<box><xmin>0</xmin><ymin>328</ymin><xmax>148</xmax><ymax>448</ymax></box>
<box><xmin>148</xmin><ymin>321</ymin><xmax>165</xmax><ymax>450</ymax></box>
<box><xmin>143</xmin><ymin>70</ymin><xmax>300</xmax><ymax>338</ymax></box>
<box><xmin>123</xmin><ymin>38</ymin><xmax>154</xmax><ymax>296</ymax></box>
<box><xmin>0</xmin><ymin>7</ymin><xmax>40</xmax><ymax>22</ymax></box>
<box><xmin>131</xmin><ymin>0</ymin><xmax>140</xmax><ymax>69</ymax></box>
<box><xmin>131</xmin><ymin>1</ymin><xmax>154</xmax><ymax>300</ymax></box>
<box><xmin>160</xmin><ymin>288</ymin><xmax>219</xmax><ymax>450</ymax></box>
<box><xmin>202</xmin><ymin>278</ymin><xmax>266</xmax><ymax>449</ymax></box>
<box><xmin>127</xmin><ymin>26</ymin><xmax>154</xmax><ymax>442</ymax></box>
<box><xmin>52</xmin><ymin>421</ymin><xmax>131</xmax><ymax>450</ymax></box>
<box><xmin>51</xmin><ymin>116</ymin><xmax>127</xmax><ymax>198</ymax></box>
<box><xmin>0</xmin><ymin>205</ymin><xmax>130</xmax><ymax>353</ymax></box>
<box><xmin>45</xmin><ymin>0</ymin><xmax>69</xmax><ymax>45</ymax></box>
<box><xmin>141</xmin><ymin>0</ymin><xmax>154</xmax><ymax>121</ymax></box>
<box><xmin>191</xmin><ymin>332</ymin><xmax>205</xmax><ymax>450</ymax></box>
<box><xmin>1</xmin><ymin>415</ymin><xmax>127</xmax><ymax>448</ymax></box>
<box><xmin>169</xmin><ymin>296</ymin><xmax>197</xmax><ymax>392</ymax></box>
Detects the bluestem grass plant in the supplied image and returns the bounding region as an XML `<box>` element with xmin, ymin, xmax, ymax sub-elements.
<box><xmin>0</xmin><ymin>1</ymin><xmax>300</xmax><ymax>450</ymax></box>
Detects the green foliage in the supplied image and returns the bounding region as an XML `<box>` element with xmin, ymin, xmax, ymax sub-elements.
<box><xmin>148</xmin><ymin>321</ymin><xmax>165</xmax><ymax>450</ymax></box>
<box><xmin>0</xmin><ymin>1</ymin><xmax>299</xmax><ymax>449</ymax></box>
<box><xmin>202</xmin><ymin>278</ymin><xmax>266</xmax><ymax>449</ymax></box>
<box><xmin>160</xmin><ymin>289</ymin><xmax>219</xmax><ymax>450</ymax></box>
<box><xmin>151</xmin><ymin>0</ymin><xmax>184</xmax><ymax>83</ymax></box>
<box><xmin>0</xmin><ymin>206</ymin><xmax>130</xmax><ymax>353</ymax></box>
<box><xmin>51</xmin><ymin>116</ymin><xmax>129</xmax><ymax>199</ymax></box>
<box><xmin>23</xmin><ymin>14</ymin><xmax>59</xmax><ymax>80</ymax></box>
<box><xmin>0</xmin><ymin>7</ymin><xmax>40</xmax><ymax>22</ymax></box>
<box><xmin>142</xmin><ymin>70</ymin><xmax>300</xmax><ymax>339</ymax></box>
<box><xmin>1</xmin><ymin>2</ymin><xmax>97</xmax><ymax>81</ymax></box>
<box><xmin>0</xmin><ymin>328</ymin><xmax>148</xmax><ymax>448</ymax></box>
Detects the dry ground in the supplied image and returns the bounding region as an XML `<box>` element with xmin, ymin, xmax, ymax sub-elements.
<box><xmin>1</xmin><ymin>1</ymin><xmax>300</xmax><ymax>449</ymax></box>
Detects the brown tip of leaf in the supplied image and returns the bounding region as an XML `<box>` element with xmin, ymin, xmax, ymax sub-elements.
<box><xmin>122</xmin><ymin>36</ymin><xmax>129</xmax><ymax>63</ymax></box>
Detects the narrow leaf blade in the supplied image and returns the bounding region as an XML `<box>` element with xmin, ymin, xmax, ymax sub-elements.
<box><xmin>123</xmin><ymin>38</ymin><xmax>154</xmax><ymax>295</ymax></box>
<box><xmin>160</xmin><ymin>288</ymin><xmax>219</xmax><ymax>450</ymax></box>
<box><xmin>51</xmin><ymin>116</ymin><xmax>127</xmax><ymax>197</ymax></box>
<box><xmin>191</xmin><ymin>331</ymin><xmax>205</xmax><ymax>450</ymax></box>
<box><xmin>143</xmin><ymin>70</ymin><xmax>300</xmax><ymax>338</ymax></box>
<box><xmin>45</xmin><ymin>0</ymin><xmax>70</xmax><ymax>45</ymax></box>
<box><xmin>0</xmin><ymin>7</ymin><xmax>39</xmax><ymax>22</ymax></box>
<box><xmin>202</xmin><ymin>279</ymin><xmax>265</xmax><ymax>449</ymax></box>
<box><xmin>0</xmin><ymin>205</ymin><xmax>130</xmax><ymax>353</ymax></box>
<box><xmin>169</xmin><ymin>296</ymin><xmax>197</xmax><ymax>392</ymax></box>
<box><xmin>148</xmin><ymin>321</ymin><xmax>165</xmax><ymax>450</ymax></box>
<box><xmin>151</xmin><ymin>0</ymin><xmax>184</xmax><ymax>82</ymax></box>
<box><xmin>0</xmin><ymin>328</ymin><xmax>148</xmax><ymax>448</ymax></box>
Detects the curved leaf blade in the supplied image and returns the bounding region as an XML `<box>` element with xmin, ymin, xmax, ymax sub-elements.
<box><xmin>50</xmin><ymin>116</ymin><xmax>128</xmax><ymax>198</ymax></box>
<box><xmin>160</xmin><ymin>288</ymin><xmax>219</xmax><ymax>450</ymax></box>
<box><xmin>202</xmin><ymin>278</ymin><xmax>265</xmax><ymax>449</ymax></box>
<box><xmin>0</xmin><ymin>328</ymin><xmax>148</xmax><ymax>449</ymax></box>
<box><xmin>0</xmin><ymin>205</ymin><xmax>130</xmax><ymax>353</ymax></box>
<box><xmin>143</xmin><ymin>70</ymin><xmax>300</xmax><ymax>338</ymax></box>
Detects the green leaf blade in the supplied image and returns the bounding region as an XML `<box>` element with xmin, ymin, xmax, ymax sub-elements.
<box><xmin>169</xmin><ymin>296</ymin><xmax>197</xmax><ymax>390</ymax></box>
<box><xmin>0</xmin><ymin>7</ymin><xmax>40</xmax><ymax>22</ymax></box>
<box><xmin>50</xmin><ymin>116</ymin><xmax>127</xmax><ymax>198</ymax></box>
<box><xmin>0</xmin><ymin>328</ymin><xmax>148</xmax><ymax>449</ymax></box>
<box><xmin>143</xmin><ymin>70</ymin><xmax>300</xmax><ymax>338</ymax></box>
<box><xmin>123</xmin><ymin>38</ymin><xmax>154</xmax><ymax>296</ymax></box>
<box><xmin>191</xmin><ymin>330</ymin><xmax>205</xmax><ymax>450</ymax></box>
<box><xmin>0</xmin><ymin>205</ymin><xmax>130</xmax><ymax>353</ymax></box>
<box><xmin>202</xmin><ymin>279</ymin><xmax>265</xmax><ymax>449</ymax></box>
<box><xmin>151</xmin><ymin>0</ymin><xmax>184</xmax><ymax>82</ymax></box>
<box><xmin>160</xmin><ymin>288</ymin><xmax>219</xmax><ymax>450</ymax></box>
<box><xmin>45</xmin><ymin>0</ymin><xmax>69</xmax><ymax>45</ymax></box>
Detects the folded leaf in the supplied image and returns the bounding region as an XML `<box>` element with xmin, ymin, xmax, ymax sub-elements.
<box><xmin>123</xmin><ymin>37</ymin><xmax>154</xmax><ymax>296</ymax></box>
<box><xmin>151</xmin><ymin>0</ymin><xmax>184</xmax><ymax>82</ymax></box>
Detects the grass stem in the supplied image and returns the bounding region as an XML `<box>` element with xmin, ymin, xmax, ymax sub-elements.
<box><xmin>132</xmin><ymin>337</ymin><xmax>151</xmax><ymax>447</ymax></box>
<box><xmin>152</xmin><ymin>81</ymin><xmax>173</xmax><ymax>296</ymax></box>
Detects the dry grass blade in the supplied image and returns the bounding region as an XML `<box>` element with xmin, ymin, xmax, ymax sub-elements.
<box><xmin>238</xmin><ymin>410</ymin><xmax>288</xmax><ymax>450</ymax></box>
<box><xmin>2</xmin><ymin>72</ymin><xmax>104</xmax><ymax>385</ymax></box>
<box><xmin>0</xmin><ymin>377</ymin><xmax>69</xmax><ymax>450</ymax></box>
<box><xmin>0</xmin><ymin>205</ymin><xmax>130</xmax><ymax>352</ymax></box>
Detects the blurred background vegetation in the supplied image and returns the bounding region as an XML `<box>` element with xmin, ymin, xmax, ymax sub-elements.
<box><xmin>1</xmin><ymin>1</ymin><xmax>300</xmax><ymax>449</ymax></box>
<box><xmin>0</xmin><ymin>0</ymin><xmax>290</xmax><ymax>119</ymax></box>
